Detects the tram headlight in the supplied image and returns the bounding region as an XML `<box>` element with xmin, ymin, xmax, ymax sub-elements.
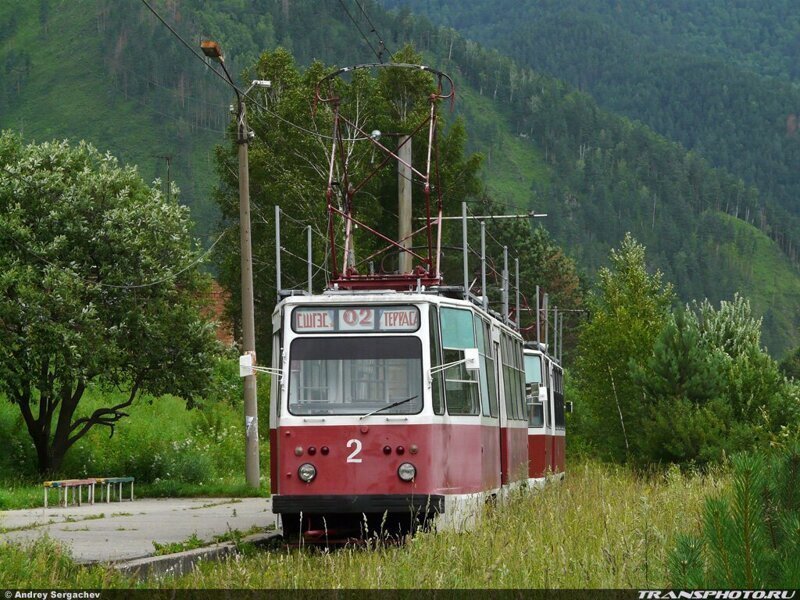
<box><xmin>397</xmin><ymin>462</ymin><xmax>416</xmax><ymax>482</ymax></box>
<box><xmin>298</xmin><ymin>463</ymin><xmax>317</xmax><ymax>483</ymax></box>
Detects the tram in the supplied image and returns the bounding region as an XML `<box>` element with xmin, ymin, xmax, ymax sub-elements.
<box><xmin>269</xmin><ymin>292</ymin><xmax>531</xmax><ymax>539</ymax></box>
<box><xmin>257</xmin><ymin>63</ymin><xmax>567</xmax><ymax>540</ymax></box>
<box><xmin>524</xmin><ymin>343</ymin><xmax>566</xmax><ymax>482</ymax></box>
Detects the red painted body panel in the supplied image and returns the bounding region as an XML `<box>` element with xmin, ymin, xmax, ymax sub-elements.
<box><xmin>276</xmin><ymin>423</ymin><xmax>502</xmax><ymax>498</ymax></box>
<box><xmin>501</xmin><ymin>425</ymin><xmax>529</xmax><ymax>483</ymax></box>
<box><xmin>527</xmin><ymin>433</ymin><xmax>548</xmax><ymax>478</ymax></box>
<box><xmin>270</xmin><ymin>428</ymin><xmax>278</xmax><ymax>494</ymax></box>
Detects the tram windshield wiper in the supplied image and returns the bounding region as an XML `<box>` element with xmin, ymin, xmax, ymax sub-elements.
<box><xmin>359</xmin><ymin>394</ymin><xmax>419</xmax><ymax>420</ymax></box>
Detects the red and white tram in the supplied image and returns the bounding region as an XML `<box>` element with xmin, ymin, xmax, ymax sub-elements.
<box><xmin>258</xmin><ymin>63</ymin><xmax>568</xmax><ymax>540</ymax></box>
<box><xmin>524</xmin><ymin>343</ymin><xmax>566</xmax><ymax>481</ymax></box>
<box><xmin>269</xmin><ymin>292</ymin><xmax>536</xmax><ymax>539</ymax></box>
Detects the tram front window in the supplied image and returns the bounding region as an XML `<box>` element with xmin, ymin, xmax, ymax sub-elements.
<box><xmin>525</xmin><ymin>354</ymin><xmax>545</xmax><ymax>427</ymax></box>
<box><xmin>288</xmin><ymin>336</ymin><xmax>423</xmax><ymax>416</ymax></box>
<box><xmin>524</xmin><ymin>355</ymin><xmax>542</xmax><ymax>386</ymax></box>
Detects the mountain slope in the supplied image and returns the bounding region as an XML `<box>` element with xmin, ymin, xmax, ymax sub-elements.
<box><xmin>383</xmin><ymin>0</ymin><xmax>800</xmax><ymax>266</ymax></box>
<box><xmin>2</xmin><ymin>0</ymin><xmax>798</xmax><ymax>354</ymax></box>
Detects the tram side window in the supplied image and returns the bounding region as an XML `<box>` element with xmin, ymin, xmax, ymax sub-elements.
<box><xmin>429</xmin><ymin>306</ymin><xmax>445</xmax><ymax>415</ymax></box>
<box><xmin>544</xmin><ymin>360</ymin><xmax>554</xmax><ymax>428</ymax></box>
<box><xmin>484</xmin><ymin>321</ymin><xmax>498</xmax><ymax>417</ymax></box>
<box><xmin>475</xmin><ymin>318</ymin><xmax>491</xmax><ymax>416</ymax></box>
<box><xmin>440</xmin><ymin>307</ymin><xmax>480</xmax><ymax>416</ymax></box>
<box><xmin>271</xmin><ymin>331</ymin><xmax>282</xmax><ymax>416</ymax></box>
<box><xmin>513</xmin><ymin>339</ymin><xmax>526</xmax><ymax>419</ymax></box>
<box><xmin>500</xmin><ymin>335</ymin><xmax>519</xmax><ymax>420</ymax></box>
<box><xmin>554</xmin><ymin>368</ymin><xmax>565</xmax><ymax>428</ymax></box>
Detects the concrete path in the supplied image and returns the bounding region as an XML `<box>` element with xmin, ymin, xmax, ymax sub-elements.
<box><xmin>0</xmin><ymin>497</ymin><xmax>275</xmax><ymax>564</ymax></box>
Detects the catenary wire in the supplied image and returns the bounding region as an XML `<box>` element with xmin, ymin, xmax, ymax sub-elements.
<box><xmin>337</xmin><ymin>0</ymin><xmax>384</xmax><ymax>63</ymax></box>
<box><xmin>353</xmin><ymin>0</ymin><xmax>395</xmax><ymax>61</ymax></box>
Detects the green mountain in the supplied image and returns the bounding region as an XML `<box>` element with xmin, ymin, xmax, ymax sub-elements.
<box><xmin>2</xmin><ymin>0</ymin><xmax>798</xmax><ymax>355</ymax></box>
<box><xmin>384</xmin><ymin>0</ymin><xmax>800</xmax><ymax>262</ymax></box>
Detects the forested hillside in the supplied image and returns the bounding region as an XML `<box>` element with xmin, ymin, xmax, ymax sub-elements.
<box><xmin>384</xmin><ymin>0</ymin><xmax>800</xmax><ymax>263</ymax></box>
<box><xmin>2</xmin><ymin>0</ymin><xmax>799</xmax><ymax>354</ymax></box>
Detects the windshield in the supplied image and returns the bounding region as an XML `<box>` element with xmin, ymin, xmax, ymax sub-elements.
<box><xmin>288</xmin><ymin>336</ymin><xmax>423</xmax><ymax>416</ymax></box>
<box><xmin>524</xmin><ymin>354</ymin><xmax>542</xmax><ymax>385</ymax></box>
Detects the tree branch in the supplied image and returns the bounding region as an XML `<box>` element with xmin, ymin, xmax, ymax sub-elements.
<box><xmin>66</xmin><ymin>380</ymin><xmax>140</xmax><ymax>446</ymax></box>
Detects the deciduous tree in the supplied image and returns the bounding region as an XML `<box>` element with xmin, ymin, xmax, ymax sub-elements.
<box><xmin>0</xmin><ymin>133</ymin><xmax>218</xmax><ymax>474</ymax></box>
<box><xmin>572</xmin><ymin>233</ymin><xmax>673</xmax><ymax>461</ymax></box>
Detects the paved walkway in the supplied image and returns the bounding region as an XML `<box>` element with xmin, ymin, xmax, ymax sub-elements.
<box><xmin>0</xmin><ymin>497</ymin><xmax>275</xmax><ymax>564</ymax></box>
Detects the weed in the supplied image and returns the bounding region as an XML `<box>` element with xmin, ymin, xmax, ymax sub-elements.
<box><xmin>152</xmin><ymin>533</ymin><xmax>206</xmax><ymax>556</ymax></box>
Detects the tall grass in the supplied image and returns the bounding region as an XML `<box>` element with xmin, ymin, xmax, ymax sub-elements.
<box><xmin>154</xmin><ymin>460</ymin><xmax>727</xmax><ymax>589</ymax></box>
<box><xmin>0</xmin><ymin>538</ymin><xmax>130</xmax><ymax>588</ymax></box>
<box><xmin>0</xmin><ymin>461</ymin><xmax>727</xmax><ymax>588</ymax></box>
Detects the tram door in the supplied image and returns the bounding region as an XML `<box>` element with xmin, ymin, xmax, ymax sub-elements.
<box><xmin>543</xmin><ymin>358</ymin><xmax>553</xmax><ymax>473</ymax></box>
<box><xmin>493</xmin><ymin>336</ymin><xmax>508</xmax><ymax>484</ymax></box>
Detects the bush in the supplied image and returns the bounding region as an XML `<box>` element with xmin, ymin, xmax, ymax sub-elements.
<box><xmin>0</xmin><ymin>355</ymin><xmax>271</xmax><ymax>493</ymax></box>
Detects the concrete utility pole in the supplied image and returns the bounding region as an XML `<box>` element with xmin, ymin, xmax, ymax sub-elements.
<box><xmin>398</xmin><ymin>135</ymin><xmax>412</xmax><ymax>273</ymax></box>
<box><xmin>237</xmin><ymin>108</ymin><xmax>260</xmax><ymax>489</ymax></box>
<box><xmin>201</xmin><ymin>40</ymin><xmax>269</xmax><ymax>489</ymax></box>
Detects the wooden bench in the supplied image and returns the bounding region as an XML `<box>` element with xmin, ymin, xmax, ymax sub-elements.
<box><xmin>95</xmin><ymin>476</ymin><xmax>135</xmax><ymax>503</ymax></box>
<box><xmin>43</xmin><ymin>478</ymin><xmax>97</xmax><ymax>508</ymax></box>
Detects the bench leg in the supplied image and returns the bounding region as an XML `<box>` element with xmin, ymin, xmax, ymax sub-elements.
<box><xmin>131</xmin><ymin>481</ymin><xmax>134</xmax><ymax>501</ymax></box>
<box><xmin>44</xmin><ymin>488</ymin><xmax>48</xmax><ymax>509</ymax></box>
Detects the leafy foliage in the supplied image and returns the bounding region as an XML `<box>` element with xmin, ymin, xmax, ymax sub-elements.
<box><xmin>572</xmin><ymin>234</ymin><xmax>673</xmax><ymax>461</ymax></box>
<box><xmin>4</xmin><ymin>0</ymin><xmax>800</xmax><ymax>352</ymax></box>
<box><xmin>631</xmin><ymin>311</ymin><xmax>728</xmax><ymax>464</ymax></box>
<box><xmin>383</xmin><ymin>0</ymin><xmax>800</xmax><ymax>356</ymax></box>
<box><xmin>574</xmin><ymin>238</ymin><xmax>800</xmax><ymax>465</ymax></box>
<box><xmin>0</xmin><ymin>132</ymin><xmax>218</xmax><ymax>473</ymax></box>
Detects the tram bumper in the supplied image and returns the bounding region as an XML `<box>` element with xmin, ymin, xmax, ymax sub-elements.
<box><xmin>273</xmin><ymin>493</ymin><xmax>444</xmax><ymax>514</ymax></box>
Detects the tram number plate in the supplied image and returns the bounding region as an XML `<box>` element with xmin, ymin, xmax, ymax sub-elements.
<box><xmin>339</xmin><ymin>308</ymin><xmax>374</xmax><ymax>331</ymax></box>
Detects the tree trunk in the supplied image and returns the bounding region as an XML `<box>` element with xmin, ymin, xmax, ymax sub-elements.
<box><xmin>33</xmin><ymin>431</ymin><xmax>65</xmax><ymax>475</ymax></box>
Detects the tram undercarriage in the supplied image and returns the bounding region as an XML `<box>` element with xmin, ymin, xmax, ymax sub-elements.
<box><xmin>276</xmin><ymin>494</ymin><xmax>443</xmax><ymax>542</ymax></box>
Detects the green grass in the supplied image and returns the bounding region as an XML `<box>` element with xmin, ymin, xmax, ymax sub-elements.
<box><xmin>152</xmin><ymin>525</ymin><xmax>268</xmax><ymax>556</ymax></box>
<box><xmin>457</xmin><ymin>84</ymin><xmax>551</xmax><ymax>210</ymax></box>
<box><xmin>0</xmin><ymin>460</ymin><xmax>728</xmax><ymax>589</ymax></box>
<box><xmin>164</xmin><ymin>461</ymin><xmax>724</xmax><ymax>589</ymax></box>
<box><xmin>0</xmin><ymin>364</ymin><xmax>271</xmax><ymax>509</ymax></box>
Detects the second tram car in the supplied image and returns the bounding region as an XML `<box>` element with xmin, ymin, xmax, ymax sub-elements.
<box><xmin>524</xmin><ymin>344</ymin><xmax>565</xmax><ymax>481</ymax></box>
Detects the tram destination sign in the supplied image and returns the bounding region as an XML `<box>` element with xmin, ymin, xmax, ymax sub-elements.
<box><xmin>293</xmin><ymin>305</ymin><xmax>420</xmax><ymax>333</ymax></box>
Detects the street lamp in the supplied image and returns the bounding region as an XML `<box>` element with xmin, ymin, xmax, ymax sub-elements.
<box><xmin>202</xmin><ymin>39</ymin><xmax>270</xmax><ymax>489</ymax></box>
